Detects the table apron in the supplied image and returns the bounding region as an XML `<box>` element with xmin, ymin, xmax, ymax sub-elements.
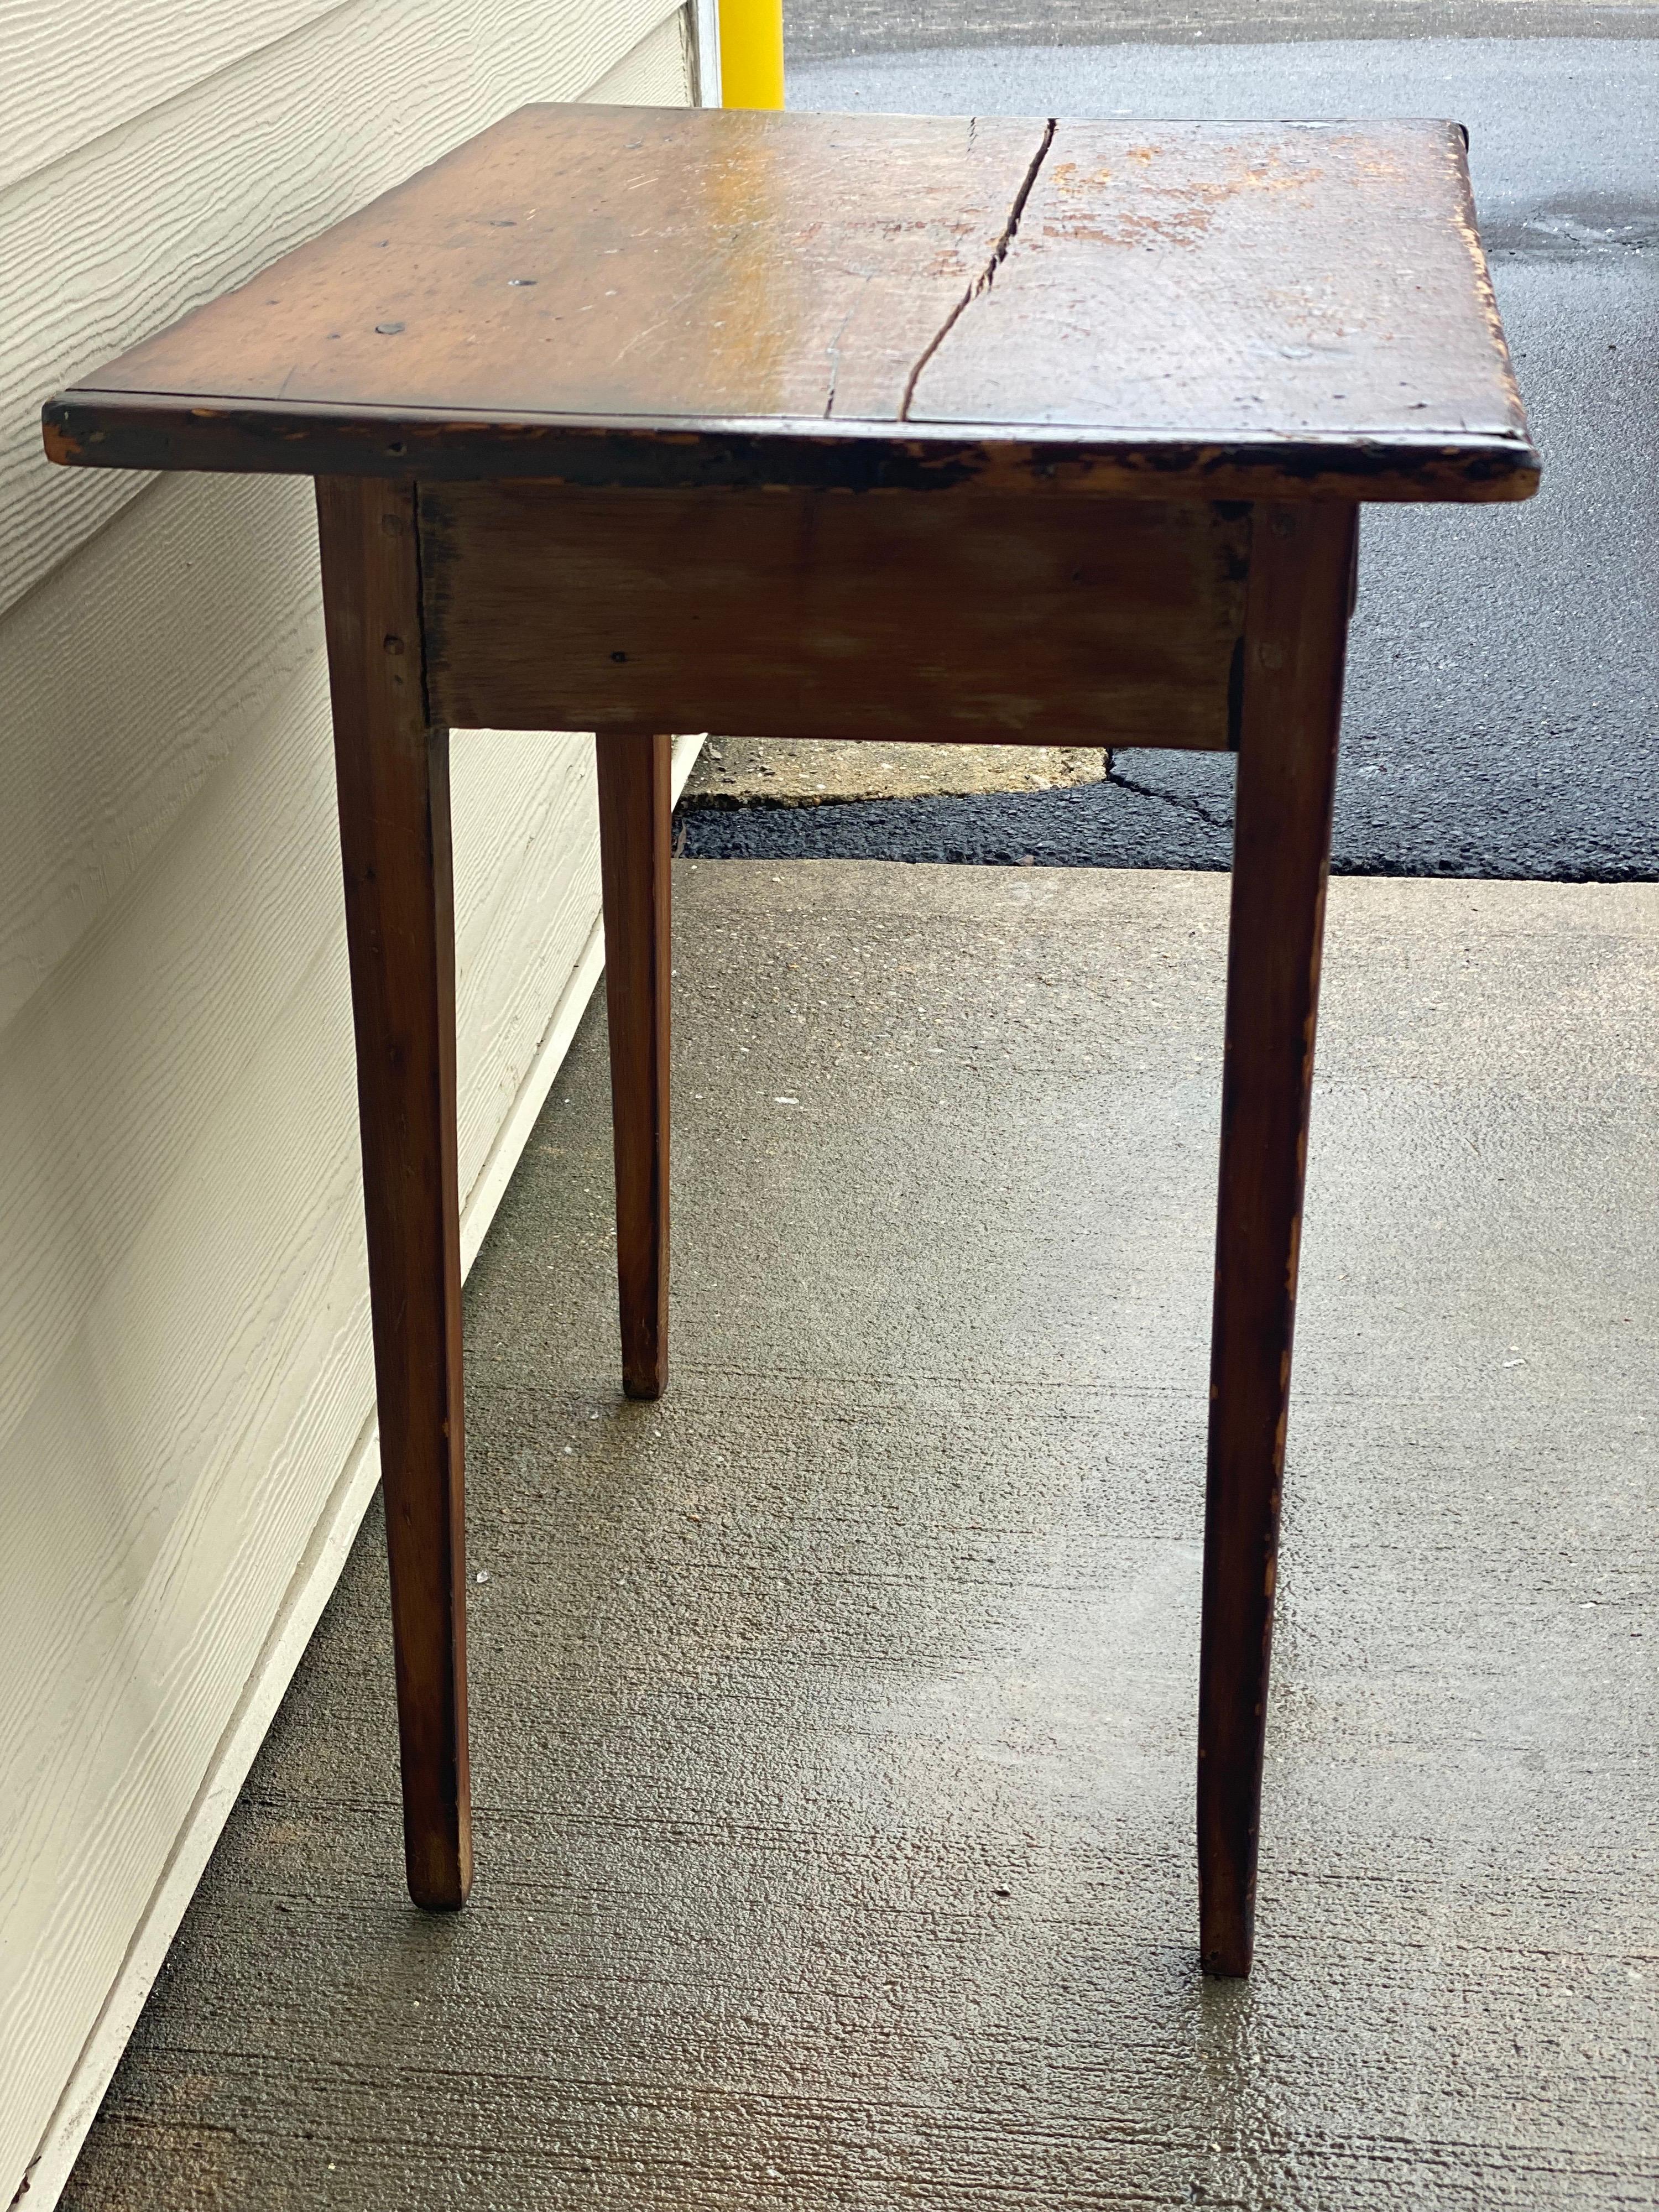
<box><xmin>416</xmin><ymin>482</ymin><xmax>1251</xmax><ymax>749</ymax></box>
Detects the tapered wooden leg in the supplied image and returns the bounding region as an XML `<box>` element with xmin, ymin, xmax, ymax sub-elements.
<box><xmin>317</xmin><ymin>477</ymin><xmax>472</xmax><ymax>1910</ymax></box>
<box><xmin>595</xmin><ymin>732</ymin><xmax>673</xmax><ymax>1400</ymax></box>
<box><xmin>1198</xmin><ymin>500</ymin><xmax>1359</xmax><ymax>1976</ymax></box>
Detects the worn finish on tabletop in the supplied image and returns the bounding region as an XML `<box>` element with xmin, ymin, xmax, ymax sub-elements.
<box><xmin>908</xmin><ymin>118</ymin><xmax>1524</xmax><ymax>440</ymax></box>
<box><xmin>420</xmin><ymin>487</ymin><xmax>1248</xmax><ymax>746</ymax></box>
<box><xmin>316</xmin><ymin>476</ymin><xmax>471</xmax><ymax>1911</ymax></box>
<box><xmin>44</xmin><ymin>105</ymin><xmax>1538</xmax><ymax>501</ymax></box>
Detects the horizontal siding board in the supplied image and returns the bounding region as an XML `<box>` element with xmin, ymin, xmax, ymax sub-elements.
<box><xmin>0</xmin><ymin>0</ymin><xmax>684</xmax><ymax>620</ymax></box>
<box><xmin>2</xmin><ymin>0</ymin><xmax>348</xmax><ymax>199</ymax></box>
<box><xmin>589</xmin><ymin>3</ymin><xmax>696</xmax><ymax>100</ymax></box>
<box><xmin>0</xmin><ymin>651</ymin><xmax>346</xmax><ymax>1458</ymax></box>
<box><xmin>0</xmin><ymin>473</ymin><xmax>322</xmax><ymax>1036</ymax></box>
<box><xmin>3</xmin><ymin>14</ymin><xmax>695</xmax><ymax>2202</ymax></box>
<box><xmin>6</xmin><ymin>0</ymin><xmax>691</xmax><ymax>196</ymax></box>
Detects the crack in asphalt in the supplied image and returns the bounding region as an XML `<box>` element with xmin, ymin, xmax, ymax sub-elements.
<box><xmin>1483</xmin><ymin>196</ymin><xmax>1659</xmax><ymax>257</ymax></box>
<box><xmin>1103</xmin><ymin>763</ymin><xmax>1234</xmax><ymax>834</ymax></box>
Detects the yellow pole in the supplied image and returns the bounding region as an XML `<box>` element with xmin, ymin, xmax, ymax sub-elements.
<box><xmin>718</xmin><ymin>0</ymin><xmax>785</xmax><ymax>108</ymax></box>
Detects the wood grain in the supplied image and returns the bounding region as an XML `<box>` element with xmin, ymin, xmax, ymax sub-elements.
<box><xmin>421</xmin><ymin>483</ymin><xmax>1248</xmax><ymax>747</ymax></box>
<box><xmin>60</xmin><ymin>108</ymin><xmax>1044</xmax><ymax>429</ymax></box>
<box><xmin>1197</xmin><ymin>499</ymin><xmax>1357</xmax><ymax>1977</ymax></box>
<box><xmin>317</xmin><ymin>477</ymin><xmax>471</xmax><ymax>1910</ymax></box>
<box><xmin>46</xmin><ymin>107</ymin><xmax>1539</xmax><ymax>503</ymax></box>
<box><xmin>596</xmin><ymin>733</ymin><xmax>674</xmax><ymax>1400</ymax></box>
<box><xmin>912</xmin><ymin>119</ymin><xmax>1528</xmax><ymax>444</ymax></box>
<box><xmin>4</xmin><ymin>0</ymin><xmax>686</xmax><ymax>619</ymax></box>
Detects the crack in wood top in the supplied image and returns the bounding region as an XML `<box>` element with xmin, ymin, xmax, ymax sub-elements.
<box><xmin>43</xmin><ymin>104</ymin><xmax>1541</xmax><ymax>502</ymax></box>
<box><xmin>899</xmin><ymin>117</ymin><xmax>1056</xmax><ymax>422</ymax></box>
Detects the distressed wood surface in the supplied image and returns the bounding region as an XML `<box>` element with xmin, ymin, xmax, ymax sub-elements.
<box><xmin>421</xmin><ymin>484</ymin><xmax>1248</xmax><ymax>745</ymax></box>
<box><xmin>46</xmin><ymin>107</ymin><xmax>1539</xmax><ymax>503</ymax></box>
<box><xmin>65</xmin><ymin>109</ymin><xmax>1041</xmax><ymax>427</ymax></box>
<box><xmin>1197</xmin><ymin>500</ymin><xmax>1357</xmax><ymax>1976</ymax></box>
<box><xmin>910</xmin><ymin>119</ymin><xmax>1526</xmax><ymax>442</ymax></box>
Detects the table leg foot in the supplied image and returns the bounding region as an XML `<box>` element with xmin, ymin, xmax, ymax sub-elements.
<box><xmin>319</xmin><ymin>477</ymin><xmax>472</xmax><ymax>1911</ymax></box>
<box><xmin>596</xmin><ymin>732</ymin><xmax>673</xmax><ymax>1401</ymax></box>
<box><xmin>1198</xmin><ymin>501</ymin><xmax>1358</xmax><ymax>1976</ymax></box>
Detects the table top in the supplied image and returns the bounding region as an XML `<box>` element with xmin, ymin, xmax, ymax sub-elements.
<box><xmin>44</xmin><ymin>105</ymin><xmax>1538</xmax><ymax>503</ymax></box>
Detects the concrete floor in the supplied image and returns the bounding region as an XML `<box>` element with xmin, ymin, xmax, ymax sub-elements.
<box><xmin>67</xmin><ymin>864</ymin><xmax>1658</xmax><ymax>2209</ymax></box>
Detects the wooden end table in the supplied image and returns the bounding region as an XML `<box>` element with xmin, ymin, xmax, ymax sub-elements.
<box><xmin>46</xmin><ymin>104</ymin><xmax>1537</xmax><ymax>1974</ymax></box>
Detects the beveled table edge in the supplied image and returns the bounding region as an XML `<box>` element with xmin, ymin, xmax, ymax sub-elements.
<box><xmin>43</xmin><ymin>392</ymin><xmax>1542</xmax><ymax>504</ymax></box>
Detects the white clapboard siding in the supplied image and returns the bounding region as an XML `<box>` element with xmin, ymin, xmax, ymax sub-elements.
<box><xmin>0</xmin><ymin>0</ymin><xmax>684</xmax><ymax>621</ymax></box>
<box><xmin>4</xmin><ymin>0</ymin><xmax>345</xmax><ymax>198</ymax></box>
<box><xmin>5</xmin><ymin>0</ymin><xmax>698</xmax><ymax>192</ymax></box>
<box><xmin>0</xmin><ymin>474</ymin><xmax>324</xmax><ymax>1036</ymax></box>
<box><xmin>3</xmin><ymin>12</ymin><xmax>697</xmax><ymax>2205</ymax></box>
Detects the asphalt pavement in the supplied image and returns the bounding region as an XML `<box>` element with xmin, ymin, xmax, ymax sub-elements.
<box><xmin>682</xmin><ymin>34</ymin><xmax>1658</xmax><ymax>879</ymax></box>
<box><xmin>785</xmin><ymin>0</ymin><xmax>1659</xmax><ymax>58</ymax></box>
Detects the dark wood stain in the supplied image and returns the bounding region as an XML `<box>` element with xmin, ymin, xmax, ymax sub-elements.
<box><xmin>419</xmin><ymin>484</ymin><xmax>1249</xmax><ymax>748</ymax></box>
<box><xmin>596</xmin><ymin>733</ymin><xmax>674</xmax><ymax>1402</ymax></box>
<box><xmin>316</xmin><ymin>476</ymin><xmax>472</xmax><ymax>1912</ymax></box>
<box><xmin>43</xmin><ymin>105</ymin><xmax>1538</xmax><ymax>503</ymax></box>
<box><xmin>1198</xmin><ymin>499</ymin><xmax>1357</xmax><ymax>1976</ymax></box>
<box><xmin>41</xmin><ymin>394</ymin><xmax>1540</xmax><ymax>502</ymax></box>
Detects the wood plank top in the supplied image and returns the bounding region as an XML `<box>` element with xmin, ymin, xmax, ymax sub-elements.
<box><xmin>44</xmin><ymin>104</ymin><xmax>1538</xmax><ymax>502</ymax></box>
